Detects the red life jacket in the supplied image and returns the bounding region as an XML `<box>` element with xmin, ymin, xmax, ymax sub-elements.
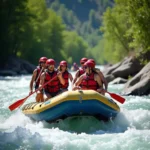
<box><xmin>44</xmin><ymin>70</ymin><xmax>60</xmax><ymax>93</ymax></box>
<box><xmin>35</xmin><ymin>66</ymin><xmax>43</xmax><ymax>87</ymax></box>
<box><xmin>61</xmin><ymin>71</ymin><xmax>69</xmax><ymax>89</ymax></box>
<box><xmin>80</xmin><ymin>72</ymin><xmax>98</xmax><ymax>91</ymax></box>
<box><xmin>78</xmin><ymin>67</ymin><xmax>85</xmax><ymax>77</ymax></box>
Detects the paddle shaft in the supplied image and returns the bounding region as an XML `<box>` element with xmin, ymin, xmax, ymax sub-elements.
<box><xmin>9</xmin><ymin>75</ymin><xmax>58</xmax><ymax>111</ymax></box>
<box><xmin>35</xmin><ymin>67</ymin><xmax>44</xmax><ymax>83</ymax></box>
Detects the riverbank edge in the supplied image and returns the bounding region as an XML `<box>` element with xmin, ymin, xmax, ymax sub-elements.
<box><xmin>0</xmin><ymin>56</ymin><xmax>36</xmax><ymax>76</ymax></box>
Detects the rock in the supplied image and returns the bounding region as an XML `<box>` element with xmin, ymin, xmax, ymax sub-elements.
<box><xmin>0</xmin><ymin>70</ymin><xmax>17</xmax><ymax>76</ymax></box>
<box><xmin>103</xmin><ymin>62</ymin><xmax>122</xmax><ymax>76</ymax></box>
<box><xmin>105</xmin><ymin>74</ymin><xmax>115</xmax><ymax>83</ymax></box>
<box><xmin>7</xmin><ymin>56</ymin><xmax>35</xmax><ymax>74</ymax></box>
<box><xmin>0</xmin><ymin>56</ymin><xmax>36</xmax><ymax>76</ymax></box>
<box><xmin>20</xmin><ymin>70</ymin><xmax>28</xmax><ymax>74</ymax></box>
<box><xmin>103</xmin><ymin>56</ymin><xmax>144</xmax><ymax>83</ymax></box>
<box><xmin>109</xmin><ymin>77</ymin><xmax>128</xmax><ymax>84</ymax></box>
<box><xmin>122</xmin><ymin>62</ymin><xmax>150</xmax><ymax>95</ymax></box>
<box><xmin>111</xmin><ymin>56</ymin><xmax>144</xmax><ymax>79</ymax></box>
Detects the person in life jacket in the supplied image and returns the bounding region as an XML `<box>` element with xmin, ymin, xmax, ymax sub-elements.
<box><xmin>73</xmin><ymin>61</ymin><xmax>103</xmax><ymax>94</ymax></box>
<box><xmin>88</xmin><ymin>59</ymin><xmax>108</xmax><ymax>94</ymax></box>
<box><xmin>39</xmin><ymin>59</ymin><xmax>65</xmax><ymax>101</ymax></box>
<box><xmin>57</xmin><ymin>60</ymin><xmax>73</xmax><ymax>92</ymax></box>
<box><xmin>71</xmin><ymin>62</ymin><xmax>79</xmax><ymax>71</ymax></box>
<box><xmin>29</xmin><ymin>57</ymin><xmax>48</xmax><ymax>102</ymax></box>
<box><xmin>72</xmin><ymin>57</ymin><xmax>88</xmax><ymax>90</ymax></box>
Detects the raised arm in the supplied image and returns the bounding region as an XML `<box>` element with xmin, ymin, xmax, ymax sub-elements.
<box><xmin>58</xmin><ymin>72</ymin><xmax>65</xmax><ymax>85</ymax></box>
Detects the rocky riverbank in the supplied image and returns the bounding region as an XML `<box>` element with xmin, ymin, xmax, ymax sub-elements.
<box><xmin>1</xmin><ymin>56</ymin><xmax>149</xmax><ymax>96</ymax></box>
<box><xmin>103</xmin><ymin>56</ymin><xmax>150</xmax><ymax>96</ymax></box>
<box><xmin>0</xmin><ymin>56</ymin><xmax>35</xmax><ymax>76</ymax></box>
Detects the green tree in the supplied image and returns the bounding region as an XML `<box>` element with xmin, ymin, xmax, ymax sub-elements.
<box><xmin>62</xmin><ymin>31</ymin><xmax>88</xmax><ymax>65</ymax></box>
<box><xmin>0</xmin><ymin>0</ymin><xmax>31</xmax><ymax>66</ymax></box>
<box><xmin>101</xmin><ymin>0</ymin><xmax>131</xmax><ymax>63</ymax></box>
<box><xmin>101</xmin><ymin>0</ymin><xmax>150</xmax><ymax>63</ymax></box>
<box><xmin>127</xmin><ymin>0</ymin><xmax>150</xmax><ymax>56</ymax></box>
<box><xmin>20</xmin><ymin>0</ymin><xmax>65</xmax><ymax>64</ymax></box>
<box><xmin>90</xmin><ymin>37</ymin><xmax>106</xmax><ymax>64</ymax></box>
<box><xmin>0</xmin><ymin>0</ymin><xmax>65</xmax><ymax>65</ymax></box>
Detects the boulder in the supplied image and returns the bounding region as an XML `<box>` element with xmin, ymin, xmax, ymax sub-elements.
<box><xmin>0</xmin><ymin>56</ymin><xmax>36</xmax><ymax>76</ymax></box>
<box><xmin>111</xmin><ymin>56</ymin><xmax>143</xmax><ymax>79</ymax></box>
<box><xmin>103</xmin><ymin>56</ymin><xmax>144</xmax><ymax>83</ymax></box>
<box><xmin>6</xmin><ymin>56</ymin><xmax>35</xmax><ymax>74</ymax></box>
<box><xmin>105</xmin><ymin>74</ymin><xmax>115</xmax><ymax>83</ymax></box>
<box><xmin>103</xmin><ymin>62</ymin><xmax>122</xmax><ymax>76</ymax></box>
<box><xmin>122</xmin><ymin>62</ymin><xmax>150</xmax><ymax>95</ymax></box>
<box><xmin>109</xmin><ymin>77</ymin><xmax>128</xmax><ymax>84</ymax></box>
<box><xmin>0</xmin><ymin>70</ymin><xmax>17</xmax><ymax>76</ymax></box>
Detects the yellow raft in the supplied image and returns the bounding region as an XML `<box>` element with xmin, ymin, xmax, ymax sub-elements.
<box><xmin>22</xmin><ymin>90</ymin><xmax>120</xmax><ymax>122</ymax></box>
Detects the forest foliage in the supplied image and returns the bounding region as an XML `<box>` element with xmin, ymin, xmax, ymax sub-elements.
<box><xmin>0</xmin><ymin>0</ymin><xmax>113</xmax><ymax>66</ymax></box>
<box><xmin>101</xmin><ymin>0</ymin><xmax>150</xmax><ymax>63</ymax></box>
<box><xmin>0</xmin><ymin>0</ymin><xmax>150</xmax><ymax>67</ymax></box>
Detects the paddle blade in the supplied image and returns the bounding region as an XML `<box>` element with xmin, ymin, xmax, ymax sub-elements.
<box><xmin>9</xmin><ymin>98</ymin><xmax>26</xmax><ymax>111</ymax></box>
<box><xmin>106</xmin><ymin>92</ymin><xmax>125</xmax><ymax>104</ymax></box>
<box><xmin>9</xmin><ymin>75</ymin><xmax>58</xmax><ymax>111</ymax></box>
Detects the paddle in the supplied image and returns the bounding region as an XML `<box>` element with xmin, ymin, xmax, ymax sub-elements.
<box><xmin>9</xmin><ymin>75</ymin><xmax>57</xmax><ymax>111</ymax></box>
<box><xmin>35</xmin><ymin>67</ymin><xmax>44</xmax><ymax>84</ymax></box>
<box><xmin>105</xmin><ymin>91</ymin><xmax>125</xmax><ymax>104</ymax></box>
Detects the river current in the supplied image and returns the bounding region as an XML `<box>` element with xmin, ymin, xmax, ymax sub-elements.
<box><xmin>0</xmin><ymin>67</ymin><xmax>150</xmax><ymax>150</ymax></box>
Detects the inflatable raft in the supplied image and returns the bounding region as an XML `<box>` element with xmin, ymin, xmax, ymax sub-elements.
<box><xmin>22</xmin><ymin>90</ymin><xmax>120</xmax><ymax>122</ymax></box>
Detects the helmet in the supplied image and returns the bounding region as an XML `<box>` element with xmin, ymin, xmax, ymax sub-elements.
<box><xmin>88</xmin><ymin>59</ymin><xmax>95</xmax><ymax>68</ymax></box>
<box><xmin>39</xmin><ymin>57</ymin><xmax>48</xmax><ymax>63</ymax></box>
<box><xmin>84</xmin><ymin>61</ymin><xmax>94</xmax><ymax>68</ymax></box>
<box><xmin>60</xmin><ymin>60</ymin><xmax>67</xmax><ymax>66</ymax></box>
<box><xmin>46</xmin><ymin>59</ymin><xmax>55</xmax><ymax>65</ymax></box>
<box><xmin>80</xmin><ymin>57</ymin><xmax>88</xmax><ymax>64</ymax></box>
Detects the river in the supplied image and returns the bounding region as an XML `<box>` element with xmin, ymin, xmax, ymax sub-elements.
<box><xmin>0</xmin><ymin>67</ymin><xmax>150</xmax><ymax>150</ymax></box>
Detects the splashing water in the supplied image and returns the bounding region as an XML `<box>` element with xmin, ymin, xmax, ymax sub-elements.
<box><xmin>0</xmin><ymin>71</ymin><xmax>150</xmax><ymax>150</ymax></box>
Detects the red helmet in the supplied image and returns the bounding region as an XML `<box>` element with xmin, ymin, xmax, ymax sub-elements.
<box><xmin>84</xmin><ymin>61</ymin><xmax>94</xmax><ymax>68</ymax></box>
<box><xmin>60</xmin><ymin>60</ymin><xmax>67</xmax><ymax>66</ymax></box>
<box><xmin>39</xmin><ymin>57</ymin><xmax>48</xmax><ymax>63</ymax></box>
<box><xmin>80</xmin><ymin>57</ymin><xmax>88</xmax><ymax>64</ymax></box>
<box><xmin>88</xmin><ymin>59</ymin><xmax>95</xmax><ymax>68</ymax></box>
<box><xmin>46</xmin><ymin>59</ymin><xmax>55</xmax><ymax>65</ymax></box>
